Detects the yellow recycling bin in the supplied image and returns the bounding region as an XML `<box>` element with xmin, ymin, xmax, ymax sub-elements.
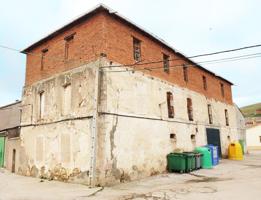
<box><xmin>228</xmin><ymin>142</ymin><xmax>243</xmax><ymax>160</ymax></box>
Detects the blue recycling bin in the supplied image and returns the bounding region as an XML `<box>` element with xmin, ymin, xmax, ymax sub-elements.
<box><xmin>206</xmin><ymin>145</ymin><xmax>219</xmax><ymax>166</ymax></box>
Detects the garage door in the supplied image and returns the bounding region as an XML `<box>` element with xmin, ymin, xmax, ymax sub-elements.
<box><xmin>206</xmin><ymin>128</ymin><xmax>222</xmax><ymax>157</ymax></box>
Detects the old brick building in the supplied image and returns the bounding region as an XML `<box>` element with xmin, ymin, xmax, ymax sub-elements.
<box><xmin>19</xmin><ymin>4</ymin><xmax>243</xmax><ymax>186</ymax></box>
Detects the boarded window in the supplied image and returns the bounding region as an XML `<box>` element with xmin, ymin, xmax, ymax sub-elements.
<box><xmin>41</xmin><ymin>48</ymin><xmax>48</xmax><ymax>70</ymax></box>
<box><xmin>225</xmin><ymin>109</ymin><xmax>229</xmax><ymax>126</ymax></box>
<box><xmin>187</xmin><ymin>98</ymin><xmax>193</xmax><ymax>121</ymax></box>
<box><xmin>133</xmin><ymin>37</ymin><xmax>141</xmax><ymax>62</ymax></box>
<box><xmin>64</xmin><ymin>34</ymin><xmax>74</xmax><ymax>60</ymax></box>
<box><xmin>61</xmin><ymin>134</ymin><xmax>71</xmax><ymax>163</ymax></box>
<box><xmin>163</xmin><ymin>54</ymin><xmax>170</xmax><ymax>73</ymax></box>
<box><xmin>203</xmin><ymin>76</ymin><xmax>207</xmax><ymax>90</ymax></box>
<box><xmin>220</xmin><ymin>83</ymin><xmax>225</xmax><ymax>97</ymax></box>
<box><xmin>39</xmin><ymin>91</ymin><xmax>45</xmax><ymax>119</ymax></box>
<box><xmin>36</xmin><ymin>136</ymin><xmax>44</xmax><ymax>162</ymax></box>
<box><xmin>167</xmin><ymin>92</ymin><xmax>174</xmax><ymax>118</ymax></box>
<box><xmin>208</xmin><ymin>104</ymin><xmax>213</xmax><ymax>124</ymax></box>
<box><xmin>183</xmin><ymin>65</ymin><xmax>188</xmax><ymax>82</ymax></box>
<box><xmin>62</xmin><ymin>84</ymin><xmax>71</xmax><ymax>115</ymax></box>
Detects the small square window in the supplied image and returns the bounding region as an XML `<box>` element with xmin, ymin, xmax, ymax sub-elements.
<box><xmin>191</xmin><ymin>134</ymin><xmax>196</xmax><ymax>140</ymax></box>
<box><xmin>170</xmin><ymin>133</ymin><xmax>177</xmax><ymax>143</ymax></box>
<box><xmin>170</xmin><ymin>133</ymin><xmax>176</xmax><ymax>139</ymax></box>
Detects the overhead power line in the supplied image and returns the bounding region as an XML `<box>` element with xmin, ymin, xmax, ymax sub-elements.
<box><xmin>0</xmin><ymin>44</ymin><xmax>74</xmax><ymax>63</ymax></box>
<box><xmin>102</xmin><ymin>43</ymin><xmax>261</xmax><ymax>68</ymax></box>
<box><xmin>104</xmin><ymin>53</ymin><xmax>261</xmax><ymax>73</ymax></box>
<box><xmin>1</xmin><ymin>43</ymin><xmax>261</xmax><ymax>69</ymax></box>
<box><xmin>190</xmin><ymin>44</ymin><xmax>261</xmax><ymax>58</ymax></box>
<box><xmin>0</xmin><ymin>44</ymin><xmax>22</xmax><ymax>53</ymax></box>
<box><xmin>197</xmin><ymin>52</ymin><xmax>261</xmax><ymax>63</ymax></box>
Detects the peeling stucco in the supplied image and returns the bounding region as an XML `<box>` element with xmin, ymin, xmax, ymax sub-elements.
<box><xmin>18</xmin><ymin>59</ymin><xmax>244</xmax><ymax>186</ymax></box>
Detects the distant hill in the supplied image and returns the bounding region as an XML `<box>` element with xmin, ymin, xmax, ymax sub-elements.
<box><xmin>240</xmin><ymin>103</ymin><xmax>261</xmax><ymax>118</ymax></box>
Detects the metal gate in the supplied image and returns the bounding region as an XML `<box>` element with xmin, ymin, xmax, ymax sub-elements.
<box><xmin>0</xmin><ymin>137</ymin><xmax>5</xmax><ymax>167</ymax></box>
<box><xmin>206</xmin><ymin>128</ymin><xmax>222</xmax><ymax>157</ymax></box>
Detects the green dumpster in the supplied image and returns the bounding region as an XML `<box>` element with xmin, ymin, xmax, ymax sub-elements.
<box><xmin>183</xmin><ymin>152</ymin><xmax>196</xmax><ymax>172</ymax></box>
<box><xmin>195</xmin><ymin>147</ymin><xmax>212</xmax><ymax>169</ymax></box>
<box><xmin>239</xmin><ymin>139</ymin><xmax>245</xmax><ymax>155</ymax></box>
<box><xmin>194</xmin><ymin>153</ymin><xmax>202</xmax><ymax>169</ymax></box>
<box><xmin>167</xmin><ymin>153</ymin><xmax>186</xmax><ymax>173</ymax></box>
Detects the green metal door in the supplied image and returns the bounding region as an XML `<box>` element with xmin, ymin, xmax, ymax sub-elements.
<box><xmin>0</xmin><ymin>137</ymin><xmax>5</xmax><ymax>167</ymax></box>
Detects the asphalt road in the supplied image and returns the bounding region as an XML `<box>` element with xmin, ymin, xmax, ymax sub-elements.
<box><xmin>1</xmin><ymin>151</ymin><xmax>261</xmax><ymax>200</ymax></box>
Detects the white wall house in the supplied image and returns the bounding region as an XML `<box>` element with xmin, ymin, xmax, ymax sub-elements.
<box><xmin>246</xmin><ymin>125</ymin><xmax>261</xmax><ymax>150</ymax></box>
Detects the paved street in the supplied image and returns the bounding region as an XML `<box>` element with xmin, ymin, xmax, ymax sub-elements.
<box><xmin>1</xmin><ymin>151</ymin><xmax>261</xmax><ymax>200</ymax></box>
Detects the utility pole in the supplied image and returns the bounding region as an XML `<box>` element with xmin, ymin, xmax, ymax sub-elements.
<box><xmin>89</xmin><ymin>58</ymin><xmax>102</xmax><ymax>187</ymax></box>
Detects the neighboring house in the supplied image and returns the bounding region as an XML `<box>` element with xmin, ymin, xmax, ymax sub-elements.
<box><xmin>18</xmin><ymin>4</ymin><xmax>243</xmax><ymax>186</ymax></box>
<box><xmin>255</xmin><ymin>109</ymin><xmax>261</xmax><ymax>115</ymax></box>
<box><xmin>0</xmin><ymin>101</ymin><xmax>21</xmax><ymax>172</ymax></box>
<box><xmin>245</xmin><ymin>117</ymin><xmax>261</xmax><ymax>127</ymax></box>
<box><xmin>246</xmin><ymin>125</ymin><xmax>261</xmax><ymax>150</ymax></box>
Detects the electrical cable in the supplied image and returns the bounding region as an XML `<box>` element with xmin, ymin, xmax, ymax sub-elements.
<box><xmin>103</xmin><ymin>53</ymin><xmax>261</xmax><ymax>73</ymax></box>
<box><xmin>1</xmin><ymin>43</ymin><xmax>261</xmax><ymax>71</ymax></box>
<box><xmin>101</xmin><ymin>44</ymin><xmax>261</xmax><ymax>68</ymax></box>
<box><xmin>190</xmin><ymin>44</ymin><xmax>261</xmax><ymax>58</ymax></box>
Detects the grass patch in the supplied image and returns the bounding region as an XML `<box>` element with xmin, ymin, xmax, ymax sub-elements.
<box><xmin>240</xmin><ymin>103</ymin><xmax>261</xmax><ymax>118</ymax></box>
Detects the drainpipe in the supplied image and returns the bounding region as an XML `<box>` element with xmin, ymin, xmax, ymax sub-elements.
<box><xmin>89</xmin><ymin>57</ymin><xmax>103</xmax><ymax>187</ymax></box>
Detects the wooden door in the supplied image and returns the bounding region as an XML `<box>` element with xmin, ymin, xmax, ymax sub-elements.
<box><xmin>12</xmin><ymin>149</ymin><xmax>16</xmax><ymax>173</ymax></box>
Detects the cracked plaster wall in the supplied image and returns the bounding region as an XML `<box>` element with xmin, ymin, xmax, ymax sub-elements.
<box><xmin>18</xmin><ymin>58</ymin><xmax>243</xmax><ymax>186</ymax></box>
<box><xmin>96</xmin><ymin>62</ymin><xmax>241</xmax><ymax>185</ymax></box>
<box><xmin>19</xmin><ymin>61</ymin><xmax>100</xmax><ymax>184</ymax></box>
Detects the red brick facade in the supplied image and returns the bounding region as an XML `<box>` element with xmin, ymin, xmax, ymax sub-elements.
<box><xmin>24</xmin><ymin>7</ymin><xmax>233</xmax><ymax>104</ymax></box>
<box><xmin>24</xmin><ymin>12</ymin><xmax>106</xmax><ymax>86</ymax></box>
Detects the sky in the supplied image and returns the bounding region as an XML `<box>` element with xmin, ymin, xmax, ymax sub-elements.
<box><xmin>0</xmin><ymin>0</ymin><xmax>261</xmax><ymax>107</ymax></box>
